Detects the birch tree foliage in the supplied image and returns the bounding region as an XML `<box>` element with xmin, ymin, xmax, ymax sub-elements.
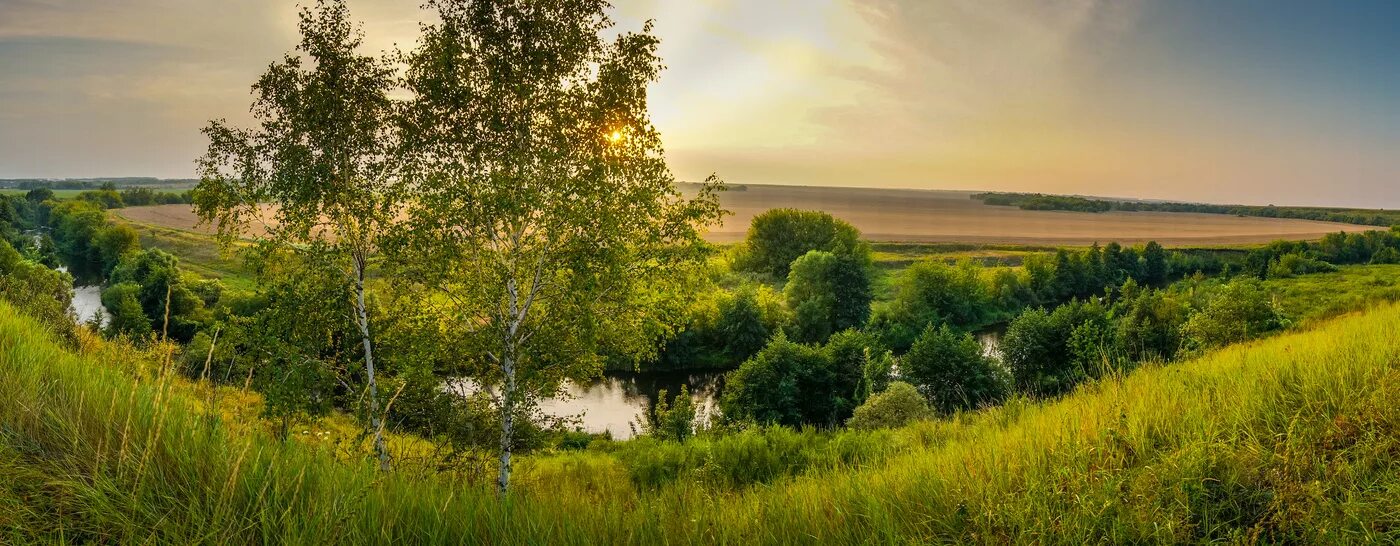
<box><xmin>193</xmin><ymin>0</ymin><xmax>401</xmax><ymax>469</ymax></box>
<box><xmin>395</xmin><ymin>0</ymin><xmax>725</xmax><ymax>492</ymax></box>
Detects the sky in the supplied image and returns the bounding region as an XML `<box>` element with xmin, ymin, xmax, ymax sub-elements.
<box><xmin>1</xmin><ymin>0</ymin><xmax>1398</xmax><ymax>208</ymax></box>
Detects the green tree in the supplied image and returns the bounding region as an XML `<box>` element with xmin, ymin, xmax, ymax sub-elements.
<box><xmin>734</xmin><ymin>209</ymin><xmax>866</xmax><ymax>278</ymax></box>
<box><xmin>823</xmin><ymin>329</ymin><xmax>884</xmax><ymax>419</ymax></box>
<box><xmin>716</xmin><ymin>290</ymin><xmax>771</xmax><ymax>364</ymax></box>
<box><xmin>94</xmin><ymin>224</ymin><xmax>140</xmax><ymax>276</ymax></box>
<box><xmin>847</xmin><ymin>382</ymin><xmax>931</xmax><ymax>430</ymax></box>
<box><xmin>396</xmin><ymin>0</ymin><xmax>723</xmax><ymax>494</ymax></box>
<box><xmin>1115</xmin><ymin>287</ymin><xmax>1188</xmax><ymax>362</ymax></box>
<box><xmin>0</xmin><ymin>239</ymin><xmax>76</xmax><ymax>343</ymax></box>
<box><xmin>870</xmin><ymin>259</ymin><xmax>990</xmax><ymax>350</ymax></box>
<box><xmin>784</xmin><ymin>250</ymin><xmax>873</xmax><ymax>343</ymax></box>
<box><xmin>900</xmin><ymin>324</ymin><xmax>1008</xmax><ymax>414</ymax></box>
<box><xmin>1141</xmin><ymin>241</ymin><xmax>1168</xmax><ymax>285</ymax></box>
<box><xmin>196</xmin><ymin>0</ymin><xmax>401</xmax><ymax>470</ymax></box>
<box><xmin>101</xmin><ymin>282</ymin><xmax>154</xmax><ymax>340</ymax></box>
<box><xmin>107</xmin><ymin>249</ymin><xmax>204</xmax><ymax>341</ymax></box>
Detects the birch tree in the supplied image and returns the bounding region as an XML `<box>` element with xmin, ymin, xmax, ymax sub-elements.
<box><xmin>396</xmin><ymin>0</ymin><xmax>724</xmax><ymax>494</ymax></box>
<box><xmin>194</xmin><ymin>0</ymin><xmax>400</xmax><ymax>470</ymax></box>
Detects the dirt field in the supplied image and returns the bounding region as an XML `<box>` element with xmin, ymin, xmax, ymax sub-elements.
<box><xmin>115</xmin><ymin>184</ymin><xmax>1376</xmax><ymax>247</ymax></box>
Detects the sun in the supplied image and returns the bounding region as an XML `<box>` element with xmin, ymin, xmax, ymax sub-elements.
<box><xmin>607</xmin><ymin>130</ymin><xmax>624</xmax><ymax>143</ymax></box>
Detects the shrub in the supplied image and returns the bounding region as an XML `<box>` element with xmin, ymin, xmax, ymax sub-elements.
<box><xmin>1184</xmin><ymin>278</ymin><xmax>1287</xmax><ymax>349</ymax></box>
<box><xmin>636</xmin><ymin>386</ymin><xmax>698</xmax><ymax>443</ymax></box>
<box><xmin>1115</xmin><ymin>288</ymin><xmax>1189</xmax><ymax>362</ymax></box>
<box><xmin>847</xmin><ymin>382</ymin><xmax>931</xmax><ymax>430</ymax></box>
<box><xmin>1266</xmin><ymin>252</ymin><xmax>1337</xmax><ymax>278</ymax></box>
<box><xmin>720</xmin><ymin>333</ymin><xmax>838</xmax><ymax>427</ymax></box>
<box><xmin>900</xmin><ymin>325</ymin><xmax>1008</xmax><ymax>414</ymax></box>
<box><xmin>1001</xmin><ymin>299</ymin><xmax>1108</xmax><ymax>396</ymax></box>
<box><xmin>0</xmin><ymin>239</ymin><xmax>76</xmax><ymax>343</ymax></box>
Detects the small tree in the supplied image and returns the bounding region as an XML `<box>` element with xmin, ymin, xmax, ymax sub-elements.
<box><xmin>637</xmin><ymin>386</ymin><xmax>698</xmax><ymax>443</ymax></box>
<box><xmin>1141</xmin><ymin>241</ymin><xmax>1168</xmax><ymax>285</ymax></box>
<box><xmin>847</xmin><ymin>382</ymin><xmax>931</xmax><ymax>430</ymax></box>
<box><xmin>396</xmin><ymin>0</ymin><xmax>723</xmax><ymax>494</ymax></box>
<box><xmin>870</xmin><ymin>259</ymin><xmax>990</xmax><ymax>350</ymax></box>
<box><xmin>823</xmin><ymin>329</ymin><xmax>884</xmax><ymax>418</ymax></box>
<box><xmin>196</xmin><ymin>0</ymin><xmax>401</xmax><ymax>470</ymax></box>
<box><xmin>716</xmin><ymin>290</ymin><xmax>771</xmax><ymax>364</ymax></box>
<box><xmin>1001</xmin><ymin>300</ymin><xmax>1108</xmax><ymax>396</ymax></box>
<box><xmin>901</xmin><ymin>324</ymin><xmax>1007</xmax><ymax>414</ymax></box>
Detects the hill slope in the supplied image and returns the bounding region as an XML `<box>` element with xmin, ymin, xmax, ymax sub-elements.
<box><xmin>1</xmin><ymin>299</ymin><xmax>1397</xmax><ymax>543</ymax></box>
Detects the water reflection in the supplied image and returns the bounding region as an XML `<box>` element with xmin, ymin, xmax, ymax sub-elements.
<box><xmin>71</xmin><ymin>284</ymin><xmax>109</xmax><ymax>325</ymax></box>
<box><xmin>976</xmin><ymin>326</ymin><xmax>1005</xmax><ymax>361</ymax></box>
<box><xmin>448</xmin><ymin>371</ymin><xmax>725</xmax><ymax>440</ymax></box>
<box><xmin>54</xmin><ymin>265</ymin><xmax>109</xmax><ymax>326</ymax></box>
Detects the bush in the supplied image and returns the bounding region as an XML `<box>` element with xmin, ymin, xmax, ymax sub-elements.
<box><xmin>1001</xmin><ymin>300</ymin><xmax>1108</xmax><ymax>396</ymax></box>
<box><xmin>720</xmin><ymin>333</ymin><xmax>839</xmax><ymax>427</ymax></box>
<box><xmin>0</xmin><ymin>239</ymin><xmax>76</xmax><ymax>344</ymax></box>
<box><xmin>1115</xmin><ymin>287</ymin><xmax>1189</xmax><ymax>362</ymax></box>
<box><xmin>733</xmin><ymin>209</ymin><xmax>866</xmax><ymax>278</ymax></box>
<box><xmin>847</xmin><ymin>382</ymin><xmax>931</xmax><ymax>430</ymax></box>
<box><xmin>636</xmin><ymin>386</ymin><xmax>699</xmax><ymax>443</ymax></box>
<box><xmin>1267</xmin><ymin>252</ymin><xmax>1337</xmax><ymax>278</ymax></box>
<box><xmin>900</xmin><ymin>325</ymin><xmax>1008</xmax><ymax>414</ymax></box>
<box><xmin>1184</xmin><ymin>278</ymin><xmax>1287</xmax><ymax>349</ymax></box>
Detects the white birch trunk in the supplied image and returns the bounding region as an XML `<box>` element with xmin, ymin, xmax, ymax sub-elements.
<box><xmin>354</xmin><ymin>256</ymin><xmax>390</xmax><ymax>472</ymax></box>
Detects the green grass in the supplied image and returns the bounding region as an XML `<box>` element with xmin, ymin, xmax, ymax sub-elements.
<box><xmin>110</xmin><ymin>216</ymin><xmax>257</xmax><ymax>291</ymax></box>
<box><xmin>1262</xmin><ymin>264</ymin><xmax>1400</xmax><ymax>326</ymax></box>
<box><xmin>2</xmin><ymin>290</ymin><xmax>1399</xmax><ymax>543</ymax></box>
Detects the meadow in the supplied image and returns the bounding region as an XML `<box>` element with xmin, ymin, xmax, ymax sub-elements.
<box><xmin>114</xmin><ymin>184</ymin><xmax>1374</xmax><ymax>248</ymax></box>
<box><xmin>1</xmin><ymin>294</ymin><xmax>1397</xmax><ymax>543</ymax></box>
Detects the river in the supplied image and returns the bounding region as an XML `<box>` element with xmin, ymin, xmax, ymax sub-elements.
<box><xmin>52</xmin><ymin>264</ymin><xmax>109</xmax><ymax>326</ymax></box>
<box><xmin>454</xmin><ymin>327</ymin><xmax>1005</xmax><ymax>440</ymax></box>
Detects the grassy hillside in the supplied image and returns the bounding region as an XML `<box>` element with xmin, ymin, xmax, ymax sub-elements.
<box><xmin>1</xmin><ymin>299</ymin><xmax>1397</xmax><ymax>543</ymax></box>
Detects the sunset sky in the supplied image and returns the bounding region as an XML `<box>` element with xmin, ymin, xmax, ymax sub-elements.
<box><xmin>2</xmin><ymin>0</ymin><xmax>1398</xmax><ymax>208</ymax></box>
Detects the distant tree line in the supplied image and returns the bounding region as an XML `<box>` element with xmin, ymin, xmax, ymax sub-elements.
<box><xmin>972</xmin><ymin>192</ymin><xmax>1400</xmax><ymax>227</ymax></box>
<box><xmin>0</xmin><ymin>178</ymin><xmax>197</xmax><ymax>190</ymax></box>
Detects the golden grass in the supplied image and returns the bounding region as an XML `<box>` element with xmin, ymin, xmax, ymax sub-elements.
<box><xmin>2</xmin><ymin>295</ymin><xmax>1398</xmax><ymax>543</ymax></box>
